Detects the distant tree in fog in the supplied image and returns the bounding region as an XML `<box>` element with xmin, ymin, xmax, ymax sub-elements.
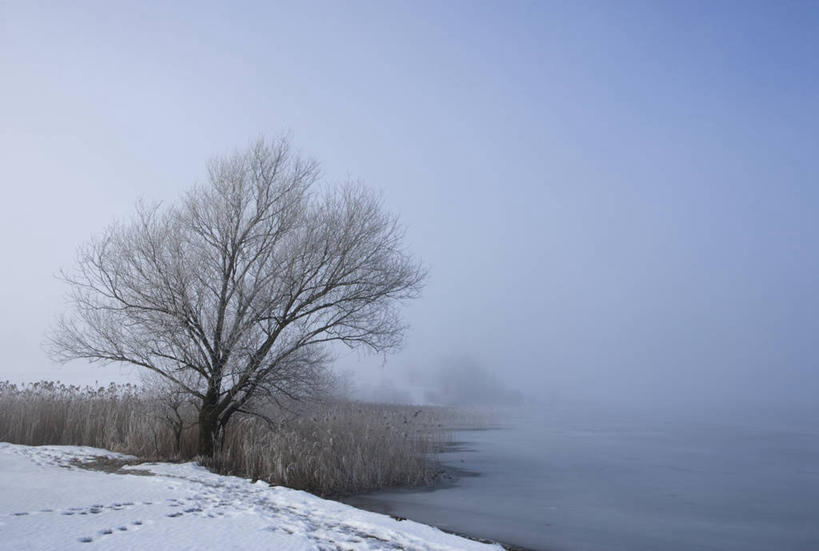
<box><xmin>424</xmin><ymin>358</ymin><xmax>524</xmax><ymax>406</ymax></box>
<box><xmin>48</xmin><ymin>138</ymin><xmax>426</xmax><ymax>457</ymax></box>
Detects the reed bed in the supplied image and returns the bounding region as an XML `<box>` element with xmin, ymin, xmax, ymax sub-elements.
<box><xmin>0</xmin><ymin>381</ymin><xmax>462</xmax><ymax>496</ymax></box>
<box><xmin>0</xmin><ymin>381</ymin><xmax>182</xmax><ymax>458</ymax></box>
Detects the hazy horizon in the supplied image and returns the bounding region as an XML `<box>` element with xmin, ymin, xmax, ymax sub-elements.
<box><xmin>2</xmin><ymin>1</ymin><xmax>818</xmax><ymax>421</ymax></box>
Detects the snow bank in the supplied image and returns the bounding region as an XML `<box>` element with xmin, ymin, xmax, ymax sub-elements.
<box><xmin>0</xmin><ymin>443</ymin><xmax>500</xmax><ymax>550</ymax></box>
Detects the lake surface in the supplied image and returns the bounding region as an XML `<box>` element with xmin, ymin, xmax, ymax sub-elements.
<box><xmin>342</xmin><ymin>412</ymin><xmax>819</xmax><ymax>551</ymax></box>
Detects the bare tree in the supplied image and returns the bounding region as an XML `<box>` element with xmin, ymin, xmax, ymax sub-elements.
<box><xmin>48</xmin><ymin>138</ymin><xmax>426</xmax><ymax>457</ymax></box>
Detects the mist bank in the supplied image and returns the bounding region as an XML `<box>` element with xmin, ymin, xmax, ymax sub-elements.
<box><xmin>347</xmin><ymin>356</ymin><xmax>819</xmax><ymax>433</ymax></box>
<box><xmin>484</xmin><ymin>400</ymin><xmax>819</xmax><ymax>438</ymax></box>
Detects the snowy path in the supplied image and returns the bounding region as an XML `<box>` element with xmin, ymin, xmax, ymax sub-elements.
<box><xmin>0</xmin><ymin>443</ymin><xmax>501</xmax><ymax>551</ymax></box>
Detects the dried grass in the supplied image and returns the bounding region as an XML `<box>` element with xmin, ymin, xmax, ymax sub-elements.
<box><xmin>0</xmin><ymin>381</ymin><xmax>460</xmax><ymax>496</ymax></box>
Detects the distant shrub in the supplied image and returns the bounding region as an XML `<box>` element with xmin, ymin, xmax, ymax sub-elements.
<box><xmin>0</xmin><ymin>381</ymin><xmax>467</xmax><ymax>495</ymax></box>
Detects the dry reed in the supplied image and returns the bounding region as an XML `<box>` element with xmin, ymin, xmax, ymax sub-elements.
<box><xmin>0</xmin><ymin>381</ymin><xmax>459</xmax><ymax>496</ymax></box>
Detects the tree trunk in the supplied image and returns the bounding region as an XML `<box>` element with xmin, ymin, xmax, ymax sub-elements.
<box><xmin>197</xmin><ymin>389</ymin><xmax>220</xmax><ymax>457</ymax></box>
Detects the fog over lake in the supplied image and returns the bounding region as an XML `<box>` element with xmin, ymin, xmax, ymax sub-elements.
<box><xmin>2</xmin><ymin>3</ymin><xmax>818</xmax><ymax>550</ymax></box>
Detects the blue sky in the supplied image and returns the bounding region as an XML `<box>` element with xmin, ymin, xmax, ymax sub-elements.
<box><xmin>1</xmin><ymin>1</ymin><xmax>817</xmax><ymax>415</ymax></box>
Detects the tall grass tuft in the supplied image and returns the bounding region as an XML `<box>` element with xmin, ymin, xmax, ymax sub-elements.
<box><xmin>0</xmin><ymin>381</ymin><xmax>462</xmax><ymax>496</ymax></box>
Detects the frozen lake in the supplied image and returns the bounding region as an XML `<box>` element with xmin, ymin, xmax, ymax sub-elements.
<box><xmin>343</xmin><ymin>412</ymin><xmax>819</xmax><ymax>551</ymax></box>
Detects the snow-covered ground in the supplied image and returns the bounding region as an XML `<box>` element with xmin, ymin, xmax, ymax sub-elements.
<box><xmin>0</xmin><ymin>443</ymin><xmax>501</xmax><ymax>551</ymax></box>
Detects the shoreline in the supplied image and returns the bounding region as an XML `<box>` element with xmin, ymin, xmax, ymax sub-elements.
<box><xmin>340</xmin><ymin>482</ymin><xmax>538</xmax><ymax>551</ymax></box>
<box><xmin>340</xmin><ymin>428</ymin><xmax>543</xmax><ymax>551</ymax></box>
